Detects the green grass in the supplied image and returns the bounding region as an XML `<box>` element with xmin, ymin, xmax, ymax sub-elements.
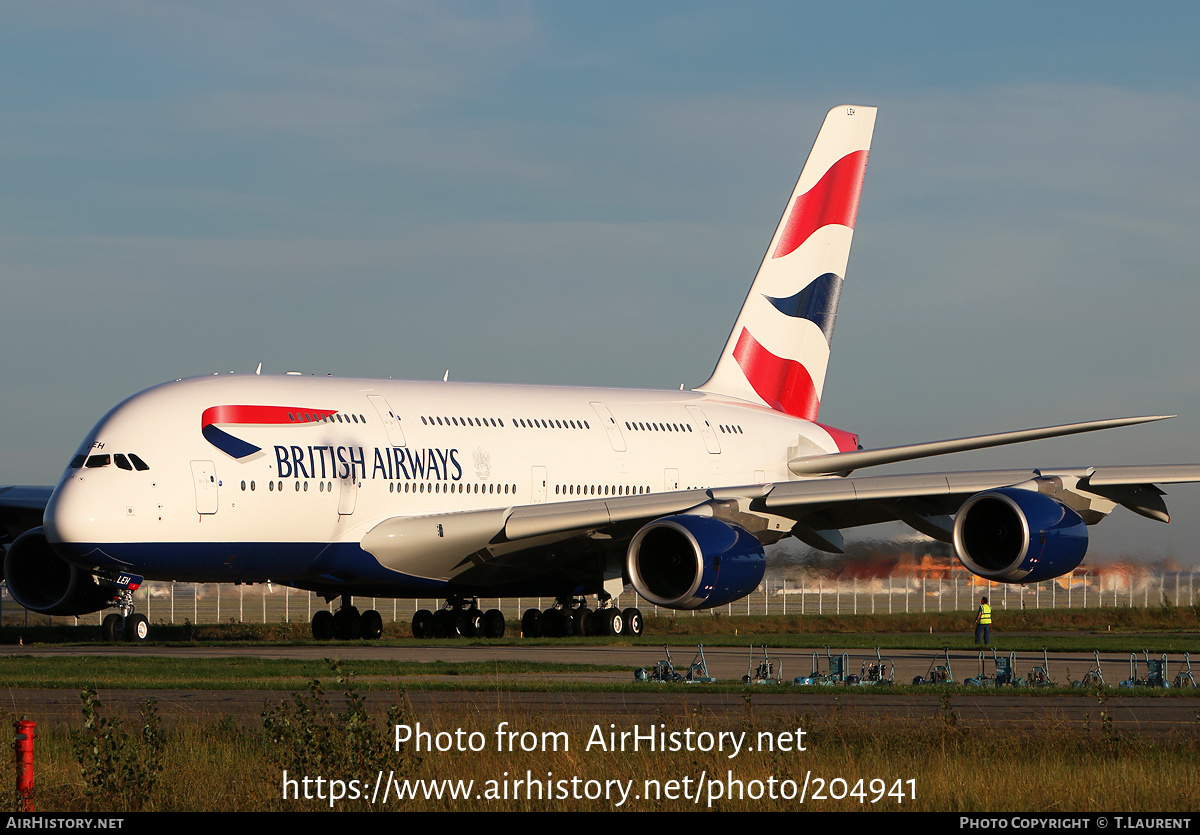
<box><xmin>0</xmin><ymin>656</ymin><xmax>627</xmax><ymax>689</ymax></box>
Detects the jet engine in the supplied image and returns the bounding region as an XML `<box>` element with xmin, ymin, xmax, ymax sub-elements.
<box><xmin>3</xmin><ymin>527</ymin><xmax>115</xmax><ymax>615</ymax></box>
<box><xmin>953</xmin><ymin>488</ymin><xmax>1088</xmax><ymax>584</ymax></box>
<box><xmin>626</xmin><ymin>515</ymin><xmax>765</xmax><ymax>609</ymax></box>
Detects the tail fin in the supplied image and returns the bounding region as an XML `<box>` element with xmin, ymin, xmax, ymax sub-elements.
<box><xmin>696</xmin><ymin>105</ymin><xmax>876</xmax><ymax>420</ymax></box>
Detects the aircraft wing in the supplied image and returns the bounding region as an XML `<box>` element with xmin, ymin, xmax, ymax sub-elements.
<box><xmin>0</xmin><ymin>486</ymin><xmax>52</xmax><ymax>543</ymax></box>
<box><xmin>760</xmin><ymin>464</ymin><xmax>1200</xmax><ymax>544</ymax></box>
<box><xmin>359</xmin><ymin>463</ymin><xmax>1200</xmax><ymax>579</ymax></box>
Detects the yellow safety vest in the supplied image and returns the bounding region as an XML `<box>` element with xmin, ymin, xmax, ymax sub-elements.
<box><xmin>978</xmin><ymin>604</ymin><xmax>991</xmax><ymax>624</ymax></box>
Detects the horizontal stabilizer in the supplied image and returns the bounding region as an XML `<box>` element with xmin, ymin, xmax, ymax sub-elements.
<box><xmin>787</xmin><ymin>415</ymin><xmax>1174</xmax><ymax>476</ymax></box>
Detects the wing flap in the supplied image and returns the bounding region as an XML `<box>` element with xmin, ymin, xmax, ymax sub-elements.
<box><xmin>503</xmin><ymin>490</ymin><xmax>711</xmax><ymax>541</ymax></box>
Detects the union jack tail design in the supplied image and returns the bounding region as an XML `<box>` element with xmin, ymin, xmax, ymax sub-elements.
<box><xmin>697</xmin><ymin>105</ymin><xmax>876</xmax><ymax>420</ymax></box>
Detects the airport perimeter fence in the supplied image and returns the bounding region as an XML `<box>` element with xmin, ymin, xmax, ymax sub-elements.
<box><xmin>4</xmin><ymin>570</ymin><xmax>1197</xmax><ymax>629</ymax></box>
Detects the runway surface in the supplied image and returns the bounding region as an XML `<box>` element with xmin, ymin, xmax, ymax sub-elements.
<box><xmin>4</xmin><ymin>642</ymin><xmax>1198</xmax><ymax>735</ymax></box>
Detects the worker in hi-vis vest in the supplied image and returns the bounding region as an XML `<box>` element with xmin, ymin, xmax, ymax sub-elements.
<box><xmin>974</xmin><ymin>596</ymin><xmax>992</xmax><ymax>645</ymax></box>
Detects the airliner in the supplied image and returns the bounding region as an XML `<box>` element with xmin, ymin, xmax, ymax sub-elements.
<box><xmin>4</xmin><ymin>105</ymin><xmax>1199</xmax><ymax>643</ymax></box>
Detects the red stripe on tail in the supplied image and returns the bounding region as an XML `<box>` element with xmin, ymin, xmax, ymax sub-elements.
<box><xmin>732</xmin><ymin>328</ymin><xmax>820</xmax><ymax>419</ymax></box>
<box><xmin>772</xmin><ymin>149</ymin><xmax>869</xmax><ymax>260</ymax></box>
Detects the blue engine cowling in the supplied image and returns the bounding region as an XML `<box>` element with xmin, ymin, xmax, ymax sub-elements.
<box><xmin>952</xmin><ymin>488</ymin><xmax>1088</xmax><ymax>584</ymax></box>
<box><xmin>2</xmin><ymin>527</ymin><xmax>115</xmax><ymax>616</ymax></box>
<box><xmin>626</xmin><ymin>515</ymin><xmax>766</xmax><ymax>609</ymax></box>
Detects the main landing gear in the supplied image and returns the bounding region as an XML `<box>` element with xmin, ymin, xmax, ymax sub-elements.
<box><xmin>101</xmin><ymin>587</ymin><xmax>149</xmax><ymax>643</ymax></box>
<box><xmin>311</xmin><ymin>595</ymin><xmax>384</xmax><ymax>640</ymax></box>
<box><xmin>520</xmin><ymin>597</ymin><xmax>643</xmax><ymax>638</ymax></box>
<box><xmin>411</xmin><ymin>597</ymin><xmax>506</xmax><ymax>639</ymax></box>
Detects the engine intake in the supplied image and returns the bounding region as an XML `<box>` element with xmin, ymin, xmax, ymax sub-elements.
<box><xmin>626</xmin><ymin>515</ymin><xmax>765</xmax><ymax>609</ymax></box>
<box><xmin>953</xmin><ymin>488</ymin><xmax>1088</xmax><ymax>584</ymax></box>
<box><xmin>3</xmin><ymin>528</ymin><xmax>115</xmax><ymax>616</ymax></box>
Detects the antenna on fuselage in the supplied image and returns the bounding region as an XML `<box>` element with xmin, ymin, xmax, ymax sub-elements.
<box><xmin>443</xmin><ymin>370</ymin><xmax>449</xmax><ymax>382</ymax></box>
<box><xmin>256</xmin><ymin>363</ymin><xmax>262</xmax><ymax>375</ymax></box>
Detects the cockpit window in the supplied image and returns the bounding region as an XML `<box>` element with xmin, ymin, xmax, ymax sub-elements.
<box><xmin>73</xmin><ymin>452</ymin><xmax>149</xmax><ymax>471</ymax></box>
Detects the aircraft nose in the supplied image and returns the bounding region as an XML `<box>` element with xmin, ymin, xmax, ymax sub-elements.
<box><xmin>43</xmin><ymin>477</ymin><xmax>105</xmax><ymax>552</ymax></box>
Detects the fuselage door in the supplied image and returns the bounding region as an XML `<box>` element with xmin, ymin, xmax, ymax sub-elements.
<box><xmin>685</xmin><ymin>406</ymin><xmax>722</xmax><ymax>454</ymax></box>
<box><xmin>190</xmin><ymin>460</ymin><xmax>218</xmax><ymax>515</ymax></box>
<box><xmin>664</xmin><ymin>468</ymin><xmax>680</xmax><ymax>492</ymax></box>
<box><xmin>531</xmin><ymin>466</ymin><xmax>547</xmax><ymax>504</ymax></box>
<box><xmin>339</xmin><ymin>476</ymin><xmax>358</xmax><ymax>516</ymax></box>
<box><xmin>367</xmin><ymin>395</ymin><xmax>406</xmax><ymax>447</ymax></box>
<box><xmin>590</xmin><ymin>402</ymin><xmax>626</xmax><ymax>452</ymax></box>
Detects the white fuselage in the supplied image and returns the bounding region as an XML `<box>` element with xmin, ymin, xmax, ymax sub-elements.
<box><xmin>44</xmin><ymin>373</ymin><xmax>852</xmax><ymax>596</ymax></box>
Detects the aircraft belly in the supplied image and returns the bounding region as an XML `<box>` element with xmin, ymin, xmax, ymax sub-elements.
<box><xmin>53</xmin><ymin>540</ymin><xmax>328</xmax><ymax>584</ymax></box>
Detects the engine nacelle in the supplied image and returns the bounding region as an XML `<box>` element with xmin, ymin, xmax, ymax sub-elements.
<box><xmin>626</xmin><ymin>515</ymin><xmax>765</xmax><ymax>609</ymax></box>
<box><xmin>953</xmin><ymin>488</ymin><xmax>1088</xmax><ymax>584</ymax></box>
<box><xmin>3</xmin><ymin>528</ymin><xmax>115</xmax><ymax>616</ymax></box>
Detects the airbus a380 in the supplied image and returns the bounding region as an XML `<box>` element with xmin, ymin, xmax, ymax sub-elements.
<box><xmin>4</xmin><ymin>105</ymin><xmax>1199</xmax><ymax>643</ymax></box>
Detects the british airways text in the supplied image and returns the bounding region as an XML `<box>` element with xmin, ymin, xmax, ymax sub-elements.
<box><xmin>273</xmin><ymin>445</ymin><xmax>463</xmax><ymax>481</ymax></box>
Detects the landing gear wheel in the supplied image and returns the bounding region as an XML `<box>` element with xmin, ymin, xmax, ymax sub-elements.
<box><xmin>123</xmin><ymin>613</ymin><xmax>149</xmax><ymax>643</ymax></box>
<box><xmin>412</xmin><ymin>609</ymin><xmax>434</xmax><ymax>639</ymax></box>
<box><xmin>521</xmin><ymin>608</ymin><xmax>542</xmax><ymax>638</ymax></box>
<box><xmin>333</xmin><ymin>609</ymin><xmax>362</xmax><ymax>640</ymax></box>
<box><xmin>573</xmin><ymin>607</ymin><xmax>591</xmax><ymax>636</ymax></box>
<box><xmin>603</xmin><ymin>609</ymin><xmax>624</xmax><ymax>636</ymax></box>
<box><xmin>540</xmin><ymin>607</ymin><xmax>563</xmax><ymax>637</ymax></box>
<box><xmin>312</xmin><ymin>610</ymin><xmax>335</xmax><ymax>640</ymax></box>
<box><xmin>433</xmin><ymin>609</ymin><xmax>454</xmax><ymax>638</ymax></box>
<box><xmin>102</xmin><ymin>613</ymin><xmax>123</xmax><ymax>642</ymax></box>
<box><xmin>361</xmin><ymin>609</ymin><xmax>384</xmax><ymax>640</ymax></box>
<box><xmin>453</xmin><ymin>610</ymin><xmax>474</xmax><ymax>637</ymax></box>
<box><xmin>462</xmin><ymin>608</ymin><xmax>483</xmax><ymax>637</ymax></box>
<box><xmin>622</xmin><ymin>608</ymin><xmax>643</xmax><ymax>637</ymax></box>
<box><xmin>481</xmin><ymin>609</ymin><xmax>506</xmax><ymax>638</ymax></box>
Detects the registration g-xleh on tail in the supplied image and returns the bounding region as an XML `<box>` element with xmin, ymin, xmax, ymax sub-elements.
<box><xmin>4</xmin><ymin>105</ymin><xmax>1197</xmax><ymax>643</ymax></box>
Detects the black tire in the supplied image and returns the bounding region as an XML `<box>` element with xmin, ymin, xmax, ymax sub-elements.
<box><xmin>102</xmin><ymin>613</ymin><xmax>122</xmax><ymax>642</ymax></box>
<box><xmin>574</xmin><ymin>607</ymin><xmax>592</xmax><ymax>636</ymax></box>
<box><xmin>433</xmin><ymin>609</ymin><xmax>454</xmax><ymax>638</ymax></box>
<box><xmin>411</xmin><ymin>609</ymin><xmax>434</xmax><ymax>639</ymax></box>
<box><xmin>333</xmin><ymin>609</ymin><xmax>360</xmax><ymax>640</ymax></box>
<box><xmin>541</xmin><ymin>608</ymin><xmax>563</xmax><ymax>638</ymax></box>
<box><xmin>124</xmin><ymin>613</ymin><xmax>149</xmax><ymax>643</ymax></box>
<box><xmin>453</xmin><ymin>610</ymin><xmax>474</xmax><ymax>638</ymax></box>
<box><xmin>585</xmin><ymin>609</ymin><xmax>604</xmax><ymax>636</ymax></box>
<box><xmin>482</xmin><ymin>609</ymin><xmax>506</xmax><ymax>639</ymax></box>
<box><xmin>361</xmin><ymin>609</ymin><xmax>383</xmax><ymax>640</ymax></box>
<box><xmin>604</xmin><ymin>609</ymin><xmax>624</xmax><ymax>636</ymax></box>
<box><xmin>464</xmin><ymin>608</ymin><xmax>483</xmax><ymax>637</ymax></box>
<box><xmin>521</xmin><ymin>608</ymin><xmax>542</xmax><ymax>638</ymax></box>
<box><xmin>312</xmin><ymin>610</ymin><xmax>335</xmax><ymax>640</ymax></box>
<box><xmin>622</xmin><ymin>607</ymin><xmax>643</xmax><ymax>637</ymax></box>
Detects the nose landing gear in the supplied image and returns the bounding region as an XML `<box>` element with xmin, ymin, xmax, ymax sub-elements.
<box><xmin>101</xmin><ymin>575</ymin><xmax>149</xmax><ymax>643</ymax></box>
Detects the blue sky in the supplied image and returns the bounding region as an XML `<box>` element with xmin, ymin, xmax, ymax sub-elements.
<box><xmin>3</xmin><ymin>2</ymin><xmax>1199</xmax><ymax>564</ymax></box>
